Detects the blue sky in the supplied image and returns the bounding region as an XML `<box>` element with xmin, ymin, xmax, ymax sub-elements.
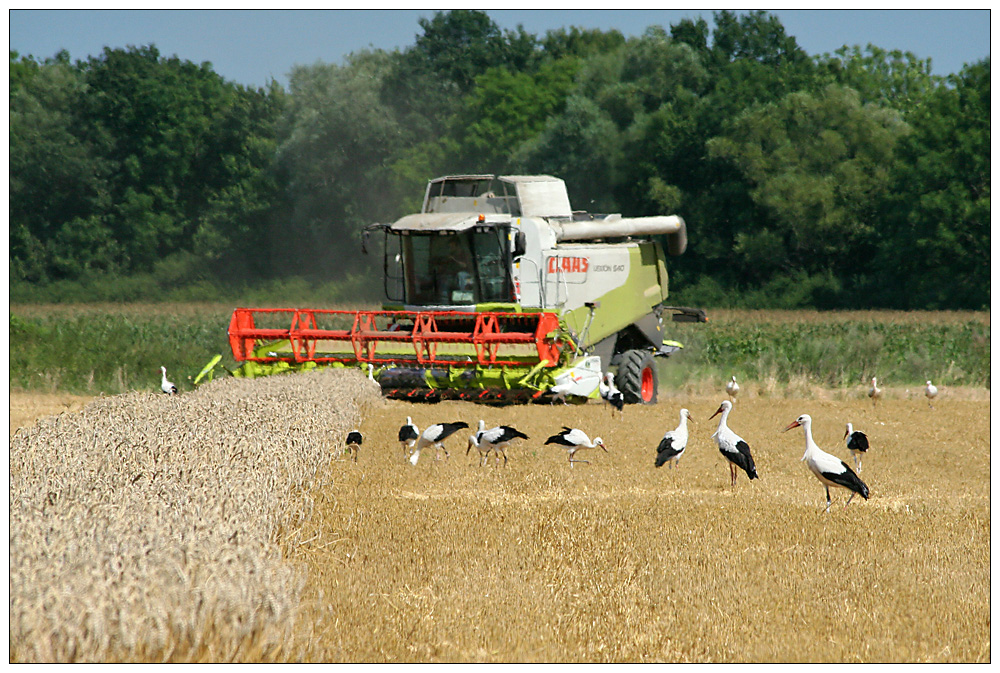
<box><xmin>9</xmin><ymin>9</ymin><xmax>991</xmax><ymax>89</ymax></box>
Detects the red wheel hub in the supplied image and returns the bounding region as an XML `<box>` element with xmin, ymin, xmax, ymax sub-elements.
<box><xmin>641</xmin><ymin>367</ymin><xmax>654</xmax><ymax>402</ymax></box>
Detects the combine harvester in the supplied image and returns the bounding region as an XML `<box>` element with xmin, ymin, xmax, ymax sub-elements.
<box><xmin>221</xmin><ymin>174</ymin><xmax>705</xmax><ymax>404</ymax></box>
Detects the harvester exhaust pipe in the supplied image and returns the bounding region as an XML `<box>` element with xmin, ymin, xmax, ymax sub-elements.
<box><xmin>549</xmin><ymin>215</ymin><xmax>687</xmax><ymax>256</ymax></box>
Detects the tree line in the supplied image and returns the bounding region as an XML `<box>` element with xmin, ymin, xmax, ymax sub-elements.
<box><xmin>9</xmin><ymin>10</ymin><xmax>990</xmax><ymax>309</ymax></box>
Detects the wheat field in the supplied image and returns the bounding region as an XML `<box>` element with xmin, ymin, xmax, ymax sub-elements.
<box><xmin>9</xmin><ymin>371</ymin><xmax>990</xmax><ymax>662</ymax></box>
<box><xmin>290</xmin><ymin>386</ymin><xmax>989</xmax><ymax>663</ymax></box>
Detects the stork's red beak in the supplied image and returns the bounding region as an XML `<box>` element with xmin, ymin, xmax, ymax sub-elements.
<box><xmin>783</xmin><ymin>420</ymin><xmax>801</xmax><ymax>433</ymax></box>
<box><xmin>709</xmin><ymin>406</ymin><xmax>723</xmax><ymax>420</ymax></box>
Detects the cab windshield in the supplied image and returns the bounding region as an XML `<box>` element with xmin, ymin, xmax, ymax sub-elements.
<box><xmin>401</xmin><ymin>228</ymin><xmax>512</xmax><ymax>305</ymax></box>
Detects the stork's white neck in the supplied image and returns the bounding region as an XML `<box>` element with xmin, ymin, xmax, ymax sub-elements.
<box><xmin>799</xmin><ymin>419</ymin><xmax>817</xmax><ymax>461</ymax></box>
<box><xmin>718</xmin><ymin>406</ymin><xmax>731</xmax><ymax>427</ymax></box>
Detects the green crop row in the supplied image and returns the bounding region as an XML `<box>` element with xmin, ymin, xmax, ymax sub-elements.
<box><xmin>9</xmin><ymin>308</ymin><xmax>237</xmax><ymax>395</ymax></box>
<box><xmin>9</xmin><ymin>306</ymin><xmax>990</xmax><ymax>396</ymax></box>
<box><xmin>662</xmin><ymin>313</ymin><xmax>990</xmax><ymax>389</ymax></box>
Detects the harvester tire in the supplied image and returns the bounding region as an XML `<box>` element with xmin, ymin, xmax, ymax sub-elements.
<box><xmin>617</xmin><ymin>349</ymin><xmax>658</xmax><ymax>405</ymax></box>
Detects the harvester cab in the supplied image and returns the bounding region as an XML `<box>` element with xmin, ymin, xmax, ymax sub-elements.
<box><xmin>225</xmin><ymin>174</ymin><xmax>705</xmax><ymax>403</ymax></box>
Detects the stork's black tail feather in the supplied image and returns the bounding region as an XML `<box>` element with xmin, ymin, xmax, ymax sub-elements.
<box><xmin>826</xmin><ymin>464</ymin><xmax>869</xmax><ymax>499</ymax></box>
<box><xmin>505</xmin><ymin>427</ymin><xmax>529</xmax><ymax>441</ymax></box>
<box><xmin>654</xmin><ymin>436</ymin><xmax>680</xmax><ymax>468</ymax></box>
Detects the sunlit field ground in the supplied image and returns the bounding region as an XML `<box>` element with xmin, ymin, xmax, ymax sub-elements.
<box><xmin>289</xmin><ymin>390</ymin><xmax>989</xmax><ymax>662</ymax></box>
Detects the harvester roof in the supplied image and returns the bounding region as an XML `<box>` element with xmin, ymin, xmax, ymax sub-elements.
<box><xmin>385</xmin><ymin>212</ymin><xmax>495</xmax><ymax>233</ymax></box>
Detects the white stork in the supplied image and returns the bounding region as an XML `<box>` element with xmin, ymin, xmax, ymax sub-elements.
<box><xmin>549</xmin><ymin>380</ymin><xmax>573</xmax><ymax>405</ymax></box>
<box><xmin>726</xmin><ymin>375</ymin><xmax>740</xmax><ymax>401</ymax></box>
<box><xmin>468</xmin><ymin>420</ymin><xmax>528</xmax><ymax>467</ymax></box>
<box><xmin>344</xmin><ymin>430</ymin><xmax>363</xmax><ymax>462</ymax></box>
<box><xmin>599</xmin><ymin>372</ymin><xmax>613</xmax><ymax>402</ymax></box>
<box><xmin>544</xmin><ymin>427</ymin><xmax>607</xmax><ymax>468</ymax></box>
<box><xmin>655</xmin><ymin>408</ymin><xmax>693</xmax><ymax>469</ymax></box>
<box><xmin>160</xmin><ymin>366</ymin><xmax>178</xmax><ymax>395</ymax></box>
<box><xmin>844</xmin><ymin>422</ymin><xmax>870</xmax><ymax>471</ymax></box>
<box><xmin>466</xmin><ymin>421</ymin><xmax>494</xmax><ymax>467</ymax></box>
<box><xmin>868</xmin><ymin>377</ymin><xmax>882</xmax><ymax>408</ymax></box>
<box><xmin>709</xmin><ymin>400</ymin><xmax>758</xmax><ymax>486</ymax></box>
<box><xmin>398</xmin><ymin>416</ymin><xmax>419</xmax><ymax>458</ymax></box>
<box><xmin>785</xmin><ymin>414</ymin><xmax>870</xmax><ymax>513</ymax></box>
<box><xmin>925</xmin><ymin>380</ymin><xmax>939</xmax><ymax>408</ymax></box>
<box><xmin>599</xmin><ymin>372</ymin><xmax>624</xmax><ymax>418</ymax></box>
<box><xmin>410</xmin><ymin>421</ymin><xmax>469</xmax><ymax>465</ymax></box>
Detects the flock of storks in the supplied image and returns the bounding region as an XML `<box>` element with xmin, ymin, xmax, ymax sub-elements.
<box><xmin>158</xmin><ymin>365</ymin><xmax>941</xmax><ymax>514</ymax></box>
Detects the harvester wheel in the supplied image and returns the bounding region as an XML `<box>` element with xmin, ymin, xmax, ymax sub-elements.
<box><xmin>617</xmin><ymin>349</ymin><xmax>658</xmax><ymax>405</ymax></box>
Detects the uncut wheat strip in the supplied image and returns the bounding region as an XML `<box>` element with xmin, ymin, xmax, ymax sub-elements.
<box><xmin>8</xmin><ymin>376</ymin><xmax>360</xmax><ymax>660</ymax></box>
<box><xmin>9</xmin><ymin>368</ymin><xmax>380</xmax><ymax>662</ymax></box>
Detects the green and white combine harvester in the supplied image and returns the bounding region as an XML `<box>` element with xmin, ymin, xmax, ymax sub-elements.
<box><xmin>215</xmin><ymin>174</ymin><xmax>706</xmax><ymax>404</ymax></box>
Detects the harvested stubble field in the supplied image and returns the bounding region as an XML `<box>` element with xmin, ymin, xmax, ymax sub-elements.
<box><xmin>297</xmin><ymin>388</ymin><xmax>990</xmax><ymax>663</ymax></box>
<box><xmin>9</xmin><ymin>370</ymin><xmax>990</xmax><ymax>662</ymax></box>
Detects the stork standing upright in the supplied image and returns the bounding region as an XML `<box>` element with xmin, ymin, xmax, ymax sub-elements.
<box><xmin>160</xmin><ymin>366</ymin><xmax>178</xmax><ymax>395</ymax></box>
<box><xmin>410</xmin><ymin>421</ymin><xmax>469</xmax><ymax>465</ymax></box>
<box><xmin>868</xmin><ymin>377</ymin><xmax>882</xmax><ymax>409</ymax></box>
<box><xmin>709</xmin><ymin>400</ymin><xmax>758</xmax><ymax>486</ymax></box>
<box><xmin>544</xmin><ymin>427</ymin><xmax>607</xmax><ymax>468</ymax></box>
<box><xmin>844</xmin><ymin>422</ymin><xmax>870</xmax><ymax>471</ymax></box>
<box><xmin>599</xmin><ymin>372</ymin><xmax>613</xmax><ymax>402</ymax></box>
<box><xmin>655</xmin><ymin>408</ymin><xmax>693</xmax><ymax>469</ymax></box>
<box><xmin>925</xmin><ymin>380</ymin><xmax>939</xmax><ymax>409</ymax></box>
<box><xmin>344</xmin><ymin>430</ymin><xmax>363</xmax><ymax>462</ymax></box>
<box><xmin>398</xmin><ymin>417</ymin><xmax>419</xmax><ymax>459</ymax></box>
<box><xmin>726</xmin><ymin>375</ymin><xmax>740</xmax><ymax>401</ymax></box>
<box><xmin>785</xmin><ymin>414</ymin><xmax>870</xmax><ymax>513</ymax></box>
<box><xmin>599</xmin><ymin>372</ymin><xmax>624</xmax><ymax>418</ymax></box>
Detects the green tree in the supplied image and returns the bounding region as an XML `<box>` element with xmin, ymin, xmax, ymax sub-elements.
<box><xmin>575</xmin><ymin>27</ymin><xmax>709</xmax><ymax>131</ymax></box>
<box><xmin>707</xmin><ymin>85</ymin><xmax>908</xmax><ymax>303</ymax></box>
<box><xmin>711</xmin><ymin>10</ymin><xmax>809</xmax><ymax>67</ymax></box>
<box><xmin>448</xmin><ymin>57</ymin><xmax>579</xmax><ymax>172</ymax></box>
<box><xmin>273</xmin><ymin>50</ymin><xmax>403</xmax><ymax>280</ymax></box>
<box><xmin>409</xmin><ymin>9</ymin><xmax>524</xmax><ymax>92</ymax></box>
<box><xmin>818</xmin><ymin>44</ymin><xmax>939</xmax><ymax>112</ymax></box>
<box><xmin>876</xmin><ymin>59</ymin><xmax>990</xmax><ymax>309</ymax></box>
<box><xmin>514</xmin><ymin>95</ymin><xmax>622</xmax><ymax>212</ymax></box>
<box><xmin>77</xmin><ymin>45</ymin><xmax>285</xmax><ymax>277</ymax></box>
<box><xmin>669</xmin><ymin>16</ymin><xmax>710</xmax><ymax>53</ymax></box>
<box><xmin>194</xmin><ymin>80</ymin><xmax>287</xmax><ymax>278</ymax></box>
<box><xmin>538</xmin><ymin>26</ymin><xmax>626</xmax><ymax>62</ymax></box>
<box><xmin>608</xmin><ymin>12</ymin><xmax>829</xmax><ymax>305</ymax></box>
<box><xmin>382</xmin><ymin>10</ymin><xmax>536</xmax><ymax>142</ymax></box>
<box><xmin>10</xmin><ymin>51</ymin><xmax>114</xmax><ymax>282</ymax></box>
<box><xmin>11</xmin><ymin>45</ymin><xmax>285</xmax><ymax>286</ymax></box>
